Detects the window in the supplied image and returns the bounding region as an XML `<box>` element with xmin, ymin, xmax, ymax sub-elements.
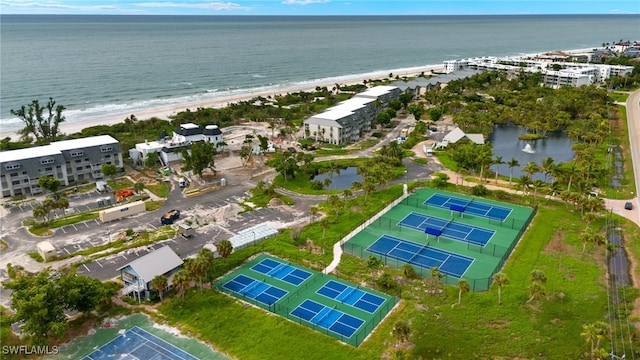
<box><xmin>4</xmin><ymin>164</ymin><xmax>20</xmax><ymax>170</ymax></box>
<box><xmin>40</xmin><ymin>159</ymin><xmax>54</xmax><ymax>165</ymax></box>
<box><xmin>45</xmin><ymin>167</ymin><xmax>52</xmax><ymax>171</ymax></box>
<box><xmin>70</xmin><ymin>151</ymin><xmax>83</xmax><ymax>157</ymax></box>
<box><xmin>100</xmin><ymin>146</ymin><xmax>113</xmax><ymax>153</ymax></box>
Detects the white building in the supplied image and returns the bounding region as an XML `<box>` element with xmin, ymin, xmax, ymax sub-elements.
<box><xmin>303</xmin><ymin>85</ymin><xmax>401</xmax><ymax>144</ymax></box>
<box><xmin>129</xmin><ymin>123</ymin><xmax>224</xmax><ymax>166</ymax></box>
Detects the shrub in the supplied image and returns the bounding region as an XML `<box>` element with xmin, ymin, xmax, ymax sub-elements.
<box><xmin>471</xmin><ymin>184</ymin><xmax>489</xmax><ymax>196</ymax></box>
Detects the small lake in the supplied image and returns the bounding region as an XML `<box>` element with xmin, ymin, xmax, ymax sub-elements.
<box><xmin>312</xmin><ymin>166</ymin><xmax>362</xmax><ymax>190</ymax></box>
<box><xmin>488</xmin><ymin>124</ymin><xmax>575</xmax><ymax>182</ymax></box>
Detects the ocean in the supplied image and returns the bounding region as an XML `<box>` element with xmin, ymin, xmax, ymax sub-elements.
<box><xmin>1</xmin><ymin>14</ymin><xmax>638</xmax><ymax>134</ymax></box>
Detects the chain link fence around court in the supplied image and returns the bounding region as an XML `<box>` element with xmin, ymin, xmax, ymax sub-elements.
<box><xmin>272</xmin><ymin>298</ymin><xmax>396</xmax><ymax>347</ymax></box>
<box><xmin>400</xmin><ymin>197</ymin><xmax>535</xmax><ymax>231</ymax></box>
<box><xmin>214</xmin><ymin>264</ymin><xmax>399</xmax><ymax>347</ymax></box>
<box><xmin>344</xmin><ymin>204</ymin><xmax>538</xmax><ymax>292</ymax></box>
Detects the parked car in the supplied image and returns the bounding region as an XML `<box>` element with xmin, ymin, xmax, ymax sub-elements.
<box><xmin>624</xmin><ymin>202</ymin><xmax>633</xmax><ymax>210</ymax></box>
<box><xmin>287</xmin><ymin>147</ymin><xmax>297</xmax><ymax>153</ymax></box>
<box><xmin>161</xmin><ymin>209</ymin><xmax>180</xmax><ymax>225</ymax></box>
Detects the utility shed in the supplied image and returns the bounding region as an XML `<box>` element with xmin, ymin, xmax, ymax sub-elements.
<box><xmin>37</xmin><ymin>241</ymin><xmax>56</xmax><ymax>262</ymax></box>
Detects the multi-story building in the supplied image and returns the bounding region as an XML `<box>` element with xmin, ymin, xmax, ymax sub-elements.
<box><xmin>0</xmin><ymin>135</ymin><xmax>122</xmax><ymax>198</ymax></box>
<box><xmin>129</xmin><ymin>123</ymin><xmax>224</xmax><ymax>166</ymax></box>
<box><xmin>303</xmin><ymin>86</ymin><xmax>401</xmax><ymax>145</ymax></box>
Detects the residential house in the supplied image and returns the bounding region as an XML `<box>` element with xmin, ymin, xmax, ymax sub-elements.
<box><xmin>118</xmin><ymin>245</ymin><xmax>184</xmax><ymax>301</ymax></box>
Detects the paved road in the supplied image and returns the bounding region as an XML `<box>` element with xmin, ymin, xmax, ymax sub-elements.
<box><xmin>624</xmin><ymin>89</ymin><xmax>640</xmax><ymax>223</ymax></box>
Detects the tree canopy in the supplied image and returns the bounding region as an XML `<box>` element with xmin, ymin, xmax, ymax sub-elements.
<box><xmin>182</xmin><ymin>141</ymin><xmax>217</xmax><ymax>178</ymax></box>
<box><xmin>10</xmin><ymin>98</ymin><xmax>66</xmax><ymax>144</ymax></box>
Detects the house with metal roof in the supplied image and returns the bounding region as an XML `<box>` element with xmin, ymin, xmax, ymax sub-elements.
<box><xmin>0</xmin><ymin>135</ymin><xmax>122</xmax><ymax>198</ymax></box>
<box><xmin>118</xmin><ymin>245</ymin><xmax>184</xmax><ymax>301</ymax></box>
<box><xmin>435</xmin><ymin>127</ymin><xmax>485</xmax><ymax>149</ymax></box>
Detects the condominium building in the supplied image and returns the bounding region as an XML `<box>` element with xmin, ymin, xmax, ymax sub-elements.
<box><xmin>0</xmin><ymin>135</ymin><xmax>122</xmax><ymax>198</ymax></box>
<box><xmin>303</xmin><ymin>86</ymin><xmax>401</xmax><ymax>145</ymax></box>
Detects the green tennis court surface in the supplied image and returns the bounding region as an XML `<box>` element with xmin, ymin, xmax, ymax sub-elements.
<box><xmin>215</xmin><ymin>253</ymin><xmax>398</xmax><ymax>346</ymax></box>
<box><xmin>344</xmin><ymin>188</ymin><xmax>535</xmax><ymax>291</ymax></box>
<box><xmin>43</xmin><ymin>314</ymin><xmax>229</xmax><ymax>360</ymax></box>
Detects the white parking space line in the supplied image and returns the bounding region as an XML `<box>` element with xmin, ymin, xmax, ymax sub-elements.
<box><xmin>94</xmin><ymin>219</ymin><xmax>100</xmax><ymax>225</ymax></box>
<box><xmin>83</xmin><ymin>222</ymin><xmax>89</xmax><ymax>228</ymax></box>
<box><xmin>64</xmin><ymin>248</ymin><xmax>71</xmax><ymax>254</ymax></box>
<box><xmin>82</xmin><ymin>264</ymin><xmax>90</xmax><ymax>272</ymax></box>
<box><xmin>96</xmin><ymin>260</ymin><xmax>103</xmax><ymax>268</ymax></box>
<box><xmin>72</xmin><ymin>224</ymin><xmax>78</xmax><ymax>230</ymax></box>
<box><xmin>121</xmin><ymin>254</ymin><xmax>127</xmax><ymax>260</ymax></box>
<box><xmin>60</xmin><ymin>227</ymin><xmax>66</xmax><ymax>233</ymax></box>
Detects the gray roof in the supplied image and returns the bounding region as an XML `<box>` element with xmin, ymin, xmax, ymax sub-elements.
<box><xmin>117</xmin><ymin>245</ymin><xmax>183</xmax><ymax>283</ymax></box>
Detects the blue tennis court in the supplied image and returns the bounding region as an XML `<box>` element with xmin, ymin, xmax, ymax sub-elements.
<box><xmin>399</xmin><ymin>212</ymin><xmax>495</xmax><ymax>246</ymax></box>
<box><xmin>251</xmin><ymin>257</ymin><xmax>312</xmax><ymax>286</ymax></box>
<box><xmin>316</xmin><ymin>280</ymin><xmax>386</xmax><ymax>313</ymax></box>
<box><xmin>83</xmin><ymin>326</ymin><xmax>197</xmax><ymax>360</ymax></box>
<box><xmin>222</xmin><ymin>274</ymin><xmax>288</xmax><ymax>306</ymax></box>
<box><xmin>290</xmin><ymin>299</ymin><xmax>364</xmax><ymax>338</ymax></box>
<box><xmin>425</xmin><ymin>193</ymin><xmax>512</xmax><ymax>221</ymax></box>
<box><xmin>366</xmin><ymin>235</ymin><xmax>473</xmax><ymax>278</ymax></box>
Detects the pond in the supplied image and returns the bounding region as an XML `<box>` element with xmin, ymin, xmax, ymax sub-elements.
<box><xmin>312</xmin><ymin>166</ymin><xmax>362</xmax><ymax>190</ymax></box>
<box><xmin>488</xmin><ymin>124</ymin><xmax>575</xmax><ymax>182</ymax></box>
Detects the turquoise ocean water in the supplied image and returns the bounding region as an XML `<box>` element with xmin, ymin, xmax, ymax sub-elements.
<box><xmin>1</xmin><ymin>14</ymin><xmax>638</xmax><ymax>132</ymax></box>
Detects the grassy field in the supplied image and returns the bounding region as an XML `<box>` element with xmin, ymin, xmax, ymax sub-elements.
<box><xmin>156</xmin><ymin>184</ymin><xmax>639</xmax><ymax>359</ymax></box>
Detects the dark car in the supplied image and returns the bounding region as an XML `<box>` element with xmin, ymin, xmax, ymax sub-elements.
<box><xmin>161</xmin><ymin>209</ymin><xmax>180</xmax><ymax>225</ymax></box>
<box><xmin>287</xmin><ymin>147</ymin><xmax>297</xmax><ymax>153</ymax></box>
<box><xmin>624</xmin><ymin>202</ymin><xmax>633</xmax><ymax>210</ymax></box>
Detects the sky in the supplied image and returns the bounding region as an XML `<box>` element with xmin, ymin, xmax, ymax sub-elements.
<box><xmin>0</xmin><ymin>0</ymin><xmax>638</xmax><ymax>16</ymax></box>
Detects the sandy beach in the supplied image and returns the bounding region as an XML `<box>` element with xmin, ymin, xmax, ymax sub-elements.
<box><xmin>0</xmin><ymin>64</ymin><xmax>444</xmax><ymax>141</ymax></box>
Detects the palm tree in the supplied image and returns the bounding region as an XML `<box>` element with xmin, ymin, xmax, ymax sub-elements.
<box><xmin>517</xmin><ymin>175</ymin><xmax>532</xmax><ymax>196</ymax></box>
<box><xmin>526</xmin><ymin>269</ymin><xmax>547</xmax><ymax>303</ymax></box>
<box><xmin>217</xmin><ymin>239</ymin><xmax>233</xmax><ymax>261</ymax></box>
<box><xmin>367</xmin><ymin>255</ymin><xmax>383</xmax><ymax>278</ymax></box>
<box><xmin>457</xmin><ymin>278</ymin><xmax>470</xmax><ymax>306</ymax></box>
<box><xmin>151</xmin><ymin>275</ymin><xmax>168</xmax><ymax>301</ymax></box>
<box><xmin>492</xmin><ymin>272</ymin><xmax>509</xmax><ymax>305</ymax></box>
<box><xmin>185</xmin><ymin>257</ymin><xmax>208</xmax><ymax>293</ymax></box>
<box><xmin>134</xmin><ymin>182</ymin><xmax>145</xmax><ymax>195</ymax></box>
<box><xmin>507</xmin><ymin>158</ymin><xmax>520</xmax><ymax>186</ymax></box>
<box><xmin>492</xmin><ymin>156</ymin><xmax>504</xmax><ymax>184</ymax></box>
<box><xmin>327</xmin><ymin>194</ymin><xmax>342</xmax><ymax>217</ymax></box>
<box><xmin>56</xmin><ymin>196</ymin><xmax>69</xmax><ymax>218</ymax></box>
<box><xmin>523</xmin><ymin>161</ymin><xmax>540</xmax><ymax>179</ymax></box>
<box><xmin>173</xmin><ymin>268</ymin><xmax>192</xmax><ymax>305</ymax></box>
<box><xmin>540</xmin><ymin>156</ymin><xmax>556</xmax><ymax>183</ymax></box>
<box><xmin>391</xmin><ymin>321</ymin><xmax>411</xmax><ymax>343</ymax></box>
<box><xmin>319</xmin><ymin>218</ymin><xmax>329</xmax><ymax>241</ymax></box>
<box><xmin>532</xmin><ymin>179</ymin><xmax>545</xmax><ymax>198</ymax></box>
<box><xmin>580</xmin><ymin>322</ymin><xmax>609</xmax><ymax>359</ymax></box>
<box><xmin>308</xmin><ymin>206</ymin><xmax>319</xmax><ymax>223</ymax></box>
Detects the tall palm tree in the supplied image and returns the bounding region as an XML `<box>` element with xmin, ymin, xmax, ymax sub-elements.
<box><xmin>185</xmin><ymin>257</ymin><xmax>208</xmax><ymax>293</ymax></box>
<box><xmin>457</xmin><ymin>278</ymin><xmax>470</xmax><ymax>306</ymax></box>
<box><xmin>540</xmin><ymin>156</ymin><xmax>556</xmax><ymax>183</ymax></box>
<box><xmin>507</xmin><ymin>158</ymin><xmax>520</xmax><ymax>186</ymax></box>
<box><xmin>517</xmin><ymin>175</ymin><xmax>532</xmax><ymax>196</ymax></box>
<box><xmin>56</xmin><ymin>196</ymin><xmax>69</xmax><ymax>218</ymax></box>
<box><xmin>523</xmin><ymin>161</ymin><xmax>540</xmax><ymax>179</ymax></box>
<box><xmin>173</xmin><ymin>269</ymin><xmax>192</xmax><ymax>305</ymax></box>
<box><xmin>217</xmin><ymin>239</ymin><xmax>233</xmax><ymax>261</ymax></box>
<box><xmin>526</xmin><ymin>269</ymin><xmax>547</xmax><ymax>303</ymax></box>
<box><xmin>151</xmin><ymin>275</ymin><xmax>168</xmax><ymax>301</ymax></box>
<box><xmin>492</xmin><ymin>272</ymin><xmax>509</xmax><ymax>305</ymax></box>
<box><xmin>492</xmin><ymin>156</ymin><xmax>504</xmax><ymax>184</ymax></box>
<box><xmin>308</xmin><ymin>206</ymin><xmax>319</xmax><ymax>223</ymax></box>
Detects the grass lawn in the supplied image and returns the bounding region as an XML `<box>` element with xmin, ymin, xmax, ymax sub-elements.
<box><xmin>157</xmin><ymin>185</ymin><xmax>639</xmax><ymax>358</ymax></box>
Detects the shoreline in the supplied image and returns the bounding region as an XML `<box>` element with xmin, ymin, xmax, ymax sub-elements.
<box><xmin>0</xmin><ymin>64</ymin><xmax>444</xmax><ymax>141</ymax></box>
<box><xmin>0</xmin><ymin>46</ymin><xmax>601</xmax><ymax>141</ymax></box>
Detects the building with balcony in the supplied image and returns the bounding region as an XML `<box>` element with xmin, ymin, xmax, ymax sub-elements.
<box><xmin>0</xmin><ymin>135</ymin><xmax>122</xmax><ymax>198</ymax></box>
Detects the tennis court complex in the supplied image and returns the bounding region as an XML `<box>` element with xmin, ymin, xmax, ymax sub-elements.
<box><xmin>83</xmin><ymin>326</ymin><xmax>198</xmax><ymax>360</ymax></box>
<box><xmin>367</xmin><ymin>234</ymin><xmax>473</xmax><ymax>278</ymax></box>
<box><xmin>215</xmin><ymin>253</ymin><xmax>397</xmax><ymax>346</ymax></box>
<box><xmin>425</xmin><ymin>193</ymin><xmax>512</xmax><ymax>221</ymax></box>
<box><xmin>399</xmin><ymin>211</ymin><xmax>495</xmax><ymax>246</ymax></box>
<box><xmin>343</xmin><ymin>188</ymin><xmax>535</xmax><ymax>291</ymax></box>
